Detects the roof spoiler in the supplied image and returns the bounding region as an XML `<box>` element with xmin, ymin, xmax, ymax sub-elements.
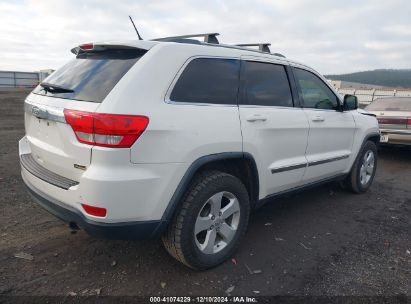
<box><xmin>70</xmin><ymin>42</ymin><xmax>149</xmax><ymax>55</ymax></box>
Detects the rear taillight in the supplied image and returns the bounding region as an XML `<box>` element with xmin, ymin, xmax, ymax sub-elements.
<box><xmin>64</xmin><ymin>110</ymin><xmax>149</xmax><ymax>148</ymax></box>
<box><xmin>377</xmin><ymin>117</ymin><xmax>407</xmax><ymax>125</ymax></box>
<box><xmin>407</xmin><ymin>118</ymin><xmax>411</xmax><ymax>127</ymax></box>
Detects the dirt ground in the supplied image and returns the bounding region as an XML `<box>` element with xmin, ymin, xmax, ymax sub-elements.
<box><xmin>0</xmin><ymin>89</ymin><xmax>410</xmax><ymax>298</ymax></box>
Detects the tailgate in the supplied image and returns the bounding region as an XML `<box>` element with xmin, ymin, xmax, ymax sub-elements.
<box><xmin>24</xmin><ymin>93</ymin><xmax>100</xmax><ymax>181</ymax></box>
<box><xmin>23</xmin><ymin>45</ymin><xmax>148</xmax><ymax>182</ymax></box>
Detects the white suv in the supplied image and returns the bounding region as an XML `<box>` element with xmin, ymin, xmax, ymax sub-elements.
<box><xmin>19</xmin><ymin>34</ymin><xmax>380</xmax><ymax>269</ymax></box>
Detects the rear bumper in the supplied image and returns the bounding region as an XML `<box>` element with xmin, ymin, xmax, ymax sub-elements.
<box><xmin>380</xmin><ymin>129</ymin><xmax>411</xmax><ymax>145</ymax></box>
<box><xmin>20</xmin><ymin>153</ymin><xmax>79</xmax><ymax>190</ymax></box>
<box><xmin>23</xmin><ymin>175</ymin><xmax>165</xmax><ymax>240</ymax></box>
<box><xmin>19</xmin><ymin>136</ymin><xmax>187</xmax><ymax>223</ymax></box>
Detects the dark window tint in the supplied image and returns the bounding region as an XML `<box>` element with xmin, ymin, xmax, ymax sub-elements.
<box><xmin>170</xmin><ymin>58</ymin><xmax>240</xmax><ymax>104</ymax></box>
<box><xmin>33</xmin><ymin>49</ymin><xmax>146</xmax><ymax>103</ymax></box>
<box><xmin>366</xmin><ymin>97</ymin><xmax>411</xmax><ymax>111</ymax></box>
<box><xmin>294</xmin><ymin>68</ymin><xmax>339</xmax><ymax>110</ymax></box>
<box><xmin>242</xmin><ymin>61</ymin><xmax>293</xmax><ymax>107</ymax></box>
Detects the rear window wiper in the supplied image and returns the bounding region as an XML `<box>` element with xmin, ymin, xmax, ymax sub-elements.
<box><xmin>40</xmin><ymin>82</ymin><xmax>74</xmax><ymax>94</ymax></box>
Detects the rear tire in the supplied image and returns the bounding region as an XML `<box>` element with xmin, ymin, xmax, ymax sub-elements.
<box><xmin>162</xmin><ymin>170</ymin><xmax>250</xmax><ymax>270</ymax></box>
<box><xmin>346</xmin><ymin>140</ymin><xmax>378</xmax><ymax>193</ymax></box>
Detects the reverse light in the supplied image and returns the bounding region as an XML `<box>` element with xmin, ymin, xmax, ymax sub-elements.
<box><xmin>64</xmin><ymin>110</ymin><xmax>149</xmax><ymax>148</ymax></box>
<box><xmin>82</xmin><ymin>204</ymin><xmax>107</xmax><ymax>217</ymax></box>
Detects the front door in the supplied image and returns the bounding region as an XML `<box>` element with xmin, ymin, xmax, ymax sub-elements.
<box><xmin>292</xmin><ymin>67</ymin><xmax>355</xmax><ymax>183</ymax></box>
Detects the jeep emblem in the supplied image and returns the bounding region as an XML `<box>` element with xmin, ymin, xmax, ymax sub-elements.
<box><xmin>31</xmin><ymin>106</ymin><xmax>47</xmax><ymax>119</ymax></box>
<box><xmin>32</xmin><ymin>106</ymin><xmax>40</xmax><ymax>117</ymax></box>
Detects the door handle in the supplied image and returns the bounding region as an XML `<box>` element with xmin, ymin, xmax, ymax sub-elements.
<box><xmin>246</xmin><ymin>114</ymin><xmax>267</xmax><ymax>122</ymax></box>
<box><xmin>312</xmin><ymin>115</ymin><xmax>325</xmax><ymax>122</ymax></box>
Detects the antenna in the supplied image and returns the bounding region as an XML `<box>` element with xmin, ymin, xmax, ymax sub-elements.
<box><xmin>129</xmin><ymin>16</ymin><xmax>143</xmax><ymax>40</ymax></box>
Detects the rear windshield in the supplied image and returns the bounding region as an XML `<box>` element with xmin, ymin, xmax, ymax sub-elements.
<box><xmin>33</xmin><ymin>48</ymin><xmax>146</xmax><ymax>103</ymax></box>
<box><xmin>366</xmin><ymin>97</ymin><xmax>411</xmax><ymax>111</ymax></box>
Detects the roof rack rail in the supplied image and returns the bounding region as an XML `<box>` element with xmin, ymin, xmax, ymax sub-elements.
<box><xmin>272</xmin><ymin>52</ymin><xmax>286</xmax><ymax>58</ymax></box>
<box><xmin>235</xmin><ymin>43</ymin><xmax>271</xmax><ymax>53</ymax></box>
<box><xmin>153</xmin><ymin>33</ymin><xmax>220</xmax><ymax>44</ymax></box>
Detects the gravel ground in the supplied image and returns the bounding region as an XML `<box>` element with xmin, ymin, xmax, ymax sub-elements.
<box><xmin>0</xmin><ymin>90</ymin><xmax>410</xmax><ymax>299</ymax></box>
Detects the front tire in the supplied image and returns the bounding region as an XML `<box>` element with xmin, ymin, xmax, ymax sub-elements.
<box><xmin>162</xmin><ymin>171</ymin><xmax>250</xmax><ymax>270</ymax></box>
<box><xmin>347</xmin><ymin>140</ymin><xmax>378</xmax><ymax>193</ymax></box>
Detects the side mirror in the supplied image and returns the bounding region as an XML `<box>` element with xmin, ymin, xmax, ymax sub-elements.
<box><xmin>343</xmin><ymin>94</ymin><xmax>358</xmax><ymax>111</ymax></box>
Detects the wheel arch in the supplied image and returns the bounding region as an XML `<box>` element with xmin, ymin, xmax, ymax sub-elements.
<box><xmin>366</xmin><ymin>133</ymin><xmax>380</xmax><ymax>147</ymax></box>
<box><xmin>160</xmin><ymin>152</ymin><xmax>259</xmax><ymax>225</ymax></box>
<box><xmin>349</xmin><ymin>132</ymin><xmax>380</xmax><ymax>173</ymax></box>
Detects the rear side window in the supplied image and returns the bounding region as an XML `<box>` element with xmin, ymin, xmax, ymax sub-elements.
<box><xmin>241</xmin><ymin>61</ymin><xmax>293</xmax><ymax>107</ymax></box>
<box><xmin>170</xmin><ymin>58</ymin><xmax>240</xmax><ymax>105</ymax></box>
<box><xmin>33</xmin><ymin>49</ymin><xmax>146</xmax><ymax>103</ymax></box>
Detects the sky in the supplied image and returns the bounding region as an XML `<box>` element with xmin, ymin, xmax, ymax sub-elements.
<box><xmin>0</xmin><ymin>0</ymin><xmax>410</xmax><ymax>75</ymax></box>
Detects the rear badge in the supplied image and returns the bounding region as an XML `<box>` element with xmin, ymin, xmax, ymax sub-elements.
<box><xmin>74</xmin><ymin>164</ymin><xmax>87</xmax><ymax>170</ymax></box>
<box><xmin>31</xmin><ymin>106</ymin><xmax>48</xmax><ymax>120</ymax></box>
<box><xmin>32</xmin><ymin>106</ymin><xmax>40</xmax><ymax>116</ymax></box>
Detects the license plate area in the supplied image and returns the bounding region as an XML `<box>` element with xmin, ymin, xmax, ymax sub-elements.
<box><xmin>27</xmin><ymin>115</ymin><xmax>60</xmax><ymax>144</ymax></box>
<box><xmin>380</xmin><ymin>134</ymin><xmax>389</xmax><ymax>143</ymax></box>
<box><xmin>34</xmin><ymin>118</ymin><xmax>54</xmax><ymax>137</ymax></box>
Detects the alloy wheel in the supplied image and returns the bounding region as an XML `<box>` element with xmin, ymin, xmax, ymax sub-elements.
<box><xmin>360</xmin><ymin>150</ymin><xmax>375</xmax><ymax>185</ymax></box>
<box><xmin>194</xmin><ymin>191</ymin><xmax>241</xmax><ymax>254</ymax></box>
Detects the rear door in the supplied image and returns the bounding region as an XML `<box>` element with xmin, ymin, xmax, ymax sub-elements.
<box><xmin>24</xmin><ymin>47</ymin><xmax>146</xmax><ymax>181</ymax></box>
<box><xmin>292</xmin><ymin>67</ymin><xmax>356</xmax><ymax>183</ymax></box>
<box><xmin>238</xmin><ymin>57</ymin><xmax>309</xmax><ymax>197</ymax></box>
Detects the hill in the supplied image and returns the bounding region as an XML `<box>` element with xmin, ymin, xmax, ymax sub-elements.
<box><xmin>325</xmin><ymin>69</ymin><xmax>411</xmax><ymax>88</ymax></box>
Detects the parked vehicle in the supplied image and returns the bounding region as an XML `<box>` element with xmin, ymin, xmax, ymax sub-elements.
<box><xmin>365</xmin><ymin>97</ymin><xmax>411</xmax><ymax>146</ymax></box>
<box><xmin>19</xmin><ymin>33</ymin><xmax>380</xmax><ymax>269</ymax></box>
